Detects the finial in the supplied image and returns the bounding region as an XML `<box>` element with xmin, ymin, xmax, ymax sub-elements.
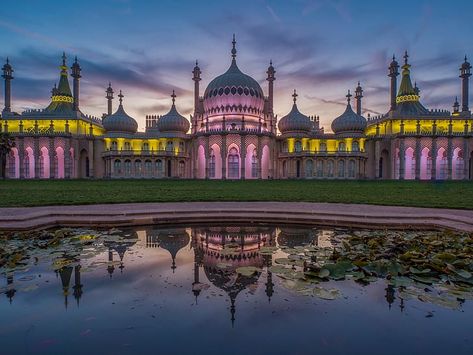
<box><xmin>393</xmin><ymin>54</ymin><xmax>395</xmax><ymax>61</ymax></box>
<box><xmin>74</xmin><ymin>56</ymin><xmax>78</xmax><ymax>64</ymax></box>
<box><xmin>465</xmin><ymin>55</ymin><xmax>468</xmax><ymax>63</ymax></box>
<box><xmin>6</xmin><ymin>57</ymin><xmax>9</xmax><ymax>65</ymax></box>
<box><xmin>171</xmin><ymin>90</ymin><xmax>176</xmax><ymax>104</ymax></box>
<box><xmin>346</xmin><ymin>89</ymin><xmax>352</xmax><ymax>104</ymax></box>
<box><xmin>270</xmin><ymin>59</ymin><xmax>273</xmax><ymax>66</ymax></box>
<box><xmin>403</xmin><ymin>50</ymin><xmax>409</xmax><ymax>65</ymax></box>
<box><xmin>108</xmin><ymin>81</ymin><xmax>112</xmax><ymax>88</ymax></box>
<box><xmin>62</xmin><ymin>52</ymin><xmax>67</xmax><ymax>66</ymax></box>
<box><xmin>118</xmin><ymin>90</ymin><xmax>123</xmax><ymax>105</ymax></box>
<box><xmin>292</xmin><ymin>89</ymin><xmax>298</xmax><ymax>104</ymax></box>
<box><xmin>195</xmin><ymin>60</ymin><xmax>198</xmax><ymax>66</ymax></box>
<box><xmin>231</xmin><ymin>34</ymin><xmax>237</xmax><ymax>60</ymax></box>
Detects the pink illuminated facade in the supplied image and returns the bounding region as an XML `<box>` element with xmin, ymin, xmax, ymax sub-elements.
<box><xmin>1</xmin><ymin>39</ymin><xmax>473</xmax><ymax>180</ymax></box>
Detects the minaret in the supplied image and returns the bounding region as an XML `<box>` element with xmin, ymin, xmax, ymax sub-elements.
<box><xmin>192</xmin><ymin>60</ymin><xmax>201</xmax><ymax>134</ymax></box>
<box><xmin>73</xmin><ymin>265</ymin><xmax>83</xmax><ymax>307</ymax></box>
<box><xmin>266</xmin><ymin>60</ymin><xmax>276</xmax><ymax>114</ymax></box>
<box><xmin>460</xmin><ymin>56</ymin><xmax>472</xmax><ymax>113</ymax></box>
<box><xmin>2</xmin><ymin>58</ymin><xmax>13</xmax><ymax>113</ymax></box>
<box><xmin>453</xmin><ymin>96</ymin><xmax>460</xmax><ymax>114</ymax></box>
<box><xmin>388</xmin><ymin>55</ymin><xmax>399</xmax><ymax>111</ymax></box>
<box><xmin>355</xmin><ymin>81</ymin><xmax>363</xmax><ymax>115</ymax></box>
<box><xmin>106</xmin><ymin>82</ymin><xmax>114</xmax><ymax>116</ymax></box>
<box><xmin>71</xmin><ymin>56</ymin><xmax>81</xmax><ymax>111</ymax></box>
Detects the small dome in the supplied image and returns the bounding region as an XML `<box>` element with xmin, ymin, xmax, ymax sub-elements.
<box><xmin>331</xmin><ymin>91</ymin><xmax>366</xmax><ymax>134</ymax></box>
<box><xmin>157</xmin><ymin>91</ymin><xmax>190</xmax><ymax>133</ymax></box>
<box><xmin>102</xmin><ymin>92</ymin><xmax>138</xmax><ymax>133</ymax></box>
<box><xmin>278</xmin><ymin>90</ymin><xmax>313</xmax><ymax>133</ymax></box>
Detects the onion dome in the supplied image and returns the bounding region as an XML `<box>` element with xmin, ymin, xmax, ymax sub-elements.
<box><xmin>102</xmin><ymin>90</ymin><xmax>138</xmax><ymax>133</ymax></box>
<box><xmin>203</xmin><ymin>35</ymin><xmax>264</xmax><ymax>116</ymax></box>
<box><xmin>278</xmin><ymin>90</ymin><xmax>313</xmax><ymax>133</ymax></box>
<box><xmin>331</xmin><ymin>90</ymin><xmax>367</xmax><ymax>134</ymax></box>
<box><xmin>157</xmin><ymin>91</ymin><xmax>190</xmax><ymax>133</ymax></box>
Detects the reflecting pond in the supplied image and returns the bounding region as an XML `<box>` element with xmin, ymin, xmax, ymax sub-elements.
<box><xmin>1</xmin><ymin>225</ymin><xmax>472</xmax><ymax>355</ymax></box>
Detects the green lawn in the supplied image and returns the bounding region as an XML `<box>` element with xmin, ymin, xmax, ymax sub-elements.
<box><xmin>0</xmin><ymin>179</ymin><xmax>472</xmax><ymax>209</ymax></box>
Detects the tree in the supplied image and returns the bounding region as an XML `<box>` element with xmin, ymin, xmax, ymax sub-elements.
<box><xmin>0</xmin><ymin>132</ymin><xmax>15</xmax><ymax>179</ymax></box>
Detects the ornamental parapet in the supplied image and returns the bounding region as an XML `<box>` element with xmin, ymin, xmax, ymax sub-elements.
<box><xmin>279</xmin><ymin>150</ymin><xmax>367</xmax><ymax>158</ymax></box>
<box><xmin>102</xmin><ymin>149</ymin><xmax>189</xmax><ymax>159</ymax></box>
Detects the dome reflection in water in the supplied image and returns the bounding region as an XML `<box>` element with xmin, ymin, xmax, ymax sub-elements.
<box><xmin>0</xmin><ymin>225</ymin><xmax>472</xmax><ymax>355</ymax></box>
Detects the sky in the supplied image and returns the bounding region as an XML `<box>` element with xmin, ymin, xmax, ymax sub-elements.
<box><xmin>1</xmin><ymin>0</ymin><xmax>473</xmax><ymax>131</ymax></box>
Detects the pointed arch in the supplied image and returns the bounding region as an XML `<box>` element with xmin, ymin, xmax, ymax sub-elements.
<box><xmin>261</xmin><ymin>145</ymin><xmax>270</xmax><ymax>179</ymax></box>
<box><xmin>55</xmin><ymin>146</ymin><xmax>65</xmax><ymax>179</ymax></box>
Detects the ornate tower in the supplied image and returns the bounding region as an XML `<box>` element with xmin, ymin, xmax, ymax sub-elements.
<box><xmin>266</xmin><ymin>60</ymin><xmax>276</xmax><ymax>114</ymax></box>
<box><xmin>71</xmin><ymin>56</ymin><xmax>81</xmax><ymax>111</ymax></box>
<box><xmin>192</xmin><ymin>60</ymin><xmax>201</xmax><ymax>134</ymax></box>
<box><xmin>106</xmin><ymin>82</ymin><xmax>114</xmax><ymax>116</ymax></box>
<box><xmin>388</xmin><ymin>55</ymin><xmax>399</xmax><ymax>111</ymax></box>
<box><xmin>460</xmin><ymin>56</ymin><xmax>471</xmax><ymax>113</ymax></box>
<box><xmin>2</xmin><ymin>58</ymin><xmax>13</xmax><ymax>113</ymax></box>
<box><xmin>355</xmin><ymin>81</ymin><xmax>363</xmax><ymax>115</ymax></box>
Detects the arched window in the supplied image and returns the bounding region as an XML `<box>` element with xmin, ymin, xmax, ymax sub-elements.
<box><xmin>124</xmin><ymin>142</ymin><xmax>131</xmax><ymax>151</ymax></box>
<box><xmin>338</xmin><ymin>142</ymin><xmax>346</xmax><ymax>152</ymax></box>
<box><xmin>305</xmin><ymin>160</ymin><xmax>313</xmax><ymax>177</ymax></box>
<box><xmin>295</xmin><ymin>140</ymin><xmax>302</xmax><ymax>152</ymax></box>
<box><xmin>166</xmin><ymin>141</ymin><xmax>173</xmax><ymax>152</ymax></box>
<box><xmin>316</xmin><ymin>160</ymin><xmax>323</xmax><ymax>177</ymax></box>
<box><xmin>319</xmin><ymin>142</ymin><xmax>327</xmax><ymax>152</ymax></box>
<box><xmin>111</xmin><ymin>141</ymin><xmax>118</xmax><ymax>151</ymax></box>
<box><xmin>8</xmin><ymin>151</ymin><xmax>15</xmax><ymax>178</ymax></box>
<box><xmin>348</xmin><ymin>160</ymin><xmax>355</xmax><ymax>178</ymax></box>
<box><xmin>156</xmin><ymin>159</ymin><xmax>163</xmax><ymax>177</ymax></box>
<box><xmin>327</xmin><ymin>160</ymin><xmax>334</xmax><ymax>177</ymax></box>
<box><xmin>352</xmin><ymin>141</ymin><xmax>359</xmax><ymax>152</ymax></box>
<box><xmin>209</xmin><ymin>149</ymin><xmax>216</xmax><ymax>178</ymax></box>
<box><xmin>282</xmin><ymin>141</ymin><xmax>288</xmax><ymax>153</ymax></box>
<box><xmin>338</xmin><ymin>160</ymin><xmax>345</xmax><ymax>178</ymax></box>
<box><xmin>179</xmin><ymin>141</ymin><xmax>184</xmax><ymax>152</ymax></box>
<box><xmin>124</xmin><ymin>159</ymin><xmax>131</xmax><ymax>176</ymax></box>
<box><xmin>251</xmin><ymin>149</ymin><xmax>258</xmax><ymax>178</ymax></box>
<box><xmin>142</xmin><ymin>142</ymin><xmax>149</xmax><ymax>151</ymax></box>
<box><xmin>114</xmin><ymin>159</ymin><xmax>122</xmax><ymax>175</ymax></box>
<box><xmin>135</xmin><ymin>160</ymin><xmax>142</xmax><ymax>175</ymax></box>
<box><xmin>179</xmin><ymin>161</ymin><xmax>185</xmax><ymax>177</ymax></box>
<box><xmin>228</xmin><ymin>148</ymin><xmax>239</xmax><ymax>179</ymax></box>
<box><xmin>145</xmin><ymin>160</ymin><xmax>152</xmax><ymax>175</ymax></box>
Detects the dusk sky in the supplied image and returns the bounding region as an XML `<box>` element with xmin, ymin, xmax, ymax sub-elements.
<box><xmin>1</xmin><ymin>0</ymin><xmax>473</xmax><ymax>131</ymax></box>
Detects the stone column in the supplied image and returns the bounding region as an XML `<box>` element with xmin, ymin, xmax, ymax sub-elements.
<box><xmin>374</xmin><ymin>140</ymin><xmax>380</xmax><ymax>178</ymax></box>
<box><xmin>431</xmin><ymin>138</ymin><xmax>437</xmax><ymax>180</ymax></box>
<box><xmin>257</xmin><ymin>137</ymin><xmax>262</xmax><ymax>179</ymax></box>
<box><xmin>399</xmin><ymin>138</ymin><xmax>405</xmax><ymax>180</ymax></box>
<box><xmin>49</xmin><ymin>137</ymin><xmax>55</xmax><ymax>179</ymax></box>
<box><xmin>222</xmin><ymin>135</ymin><xmax>227</xmax><ymax>179</ymax></box>
<box><xmin>447</xmin><ymin>137</ymin><xmax>453</xmax><ymax>180</ymax></box>
<box><xmin>240</xmin><ymin>135</ymin><xmax>246</xmax><ymax>179</ymax></box>
<box><xmin>415</xmin><ymin>137</ymin><xmax>421</xmax><ymax>180</ymax></box>
<box><xmin>64</xmin><ymin>139</ymin><xmax>71</xmax><ymax>179</ymax></box>
<box><xmin>205</xmin><ymin>136</ymin><xmax>210</xmax><ymax>179</ymax></box>
<box><xmin>88</xmin><ymin>140</ymin><xmax>94</xmax><ymax>178</ymax></box>
<box><xmin>34</xmin><ymin>137</ymin><xmax>40</xmax><ymax>179</ymax></box>
<box><xmin>463</xmin><ymin>139</ymin><xmax>469</xmax><ymax>180</ymax></box>
<box><xmin>18</xmin><ymin>138</ymin><xmax>25</xmax><ymax>179</ymax></box>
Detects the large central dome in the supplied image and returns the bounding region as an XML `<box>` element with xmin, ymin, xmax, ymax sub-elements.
<box><xmin>202</xmin><ymin>36</ymin><xmax>265</xmax><ymax>125</ymax></box>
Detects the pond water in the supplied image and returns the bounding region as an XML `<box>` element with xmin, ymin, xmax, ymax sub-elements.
<box><xmin>0</xmin><ymin>225</ymin><xmax>472</xmax><ymax>355</ymax></box>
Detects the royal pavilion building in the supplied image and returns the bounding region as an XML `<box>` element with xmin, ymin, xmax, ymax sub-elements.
<box><xmin>1</xmin><ymin>38</ymin><xmax>472</xmax><ymax>180</ymax></box>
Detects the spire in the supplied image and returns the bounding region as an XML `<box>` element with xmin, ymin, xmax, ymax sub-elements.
<box><xmin>453</xmin><ymin>96</ymin><xmax>460</xmax><ymax>113</ymax></box>
<box><xmin>403</xmin><ymin>50</ymin><xmax>409</xmax><ymax>66</ymax></box>
<box><xmin>118</xmin><ymin>90</ymin><xmax>124</xmax><ymax>105</ymax></box>
<box><xmin>171</xmin><ymin>89</ymin><xmax>176</xmax><ymax>105</ymax></box>
<box><xmin>355</xmin><ymin>82</ymin><xmax>363</xmax><ymax>115</ymax></box>
<box><xmin>231</xmin><ymin>34</ymin><xmax>237</xmax><ymax>62</ymax></box>
<box><xmin>292</xmin><ymin>89</ymin><xmax>298</xmax><ymax>104</ymax></box>
<box><xmin>397</xmin><ymin>50</ymin><xmax>417</xmax><ymax>98</ymax></box>
<box><xmin>346</xmin><ymin>89</ymin><xmax>352</xmax><ymax>105</ymax></box>
<box><xmin>44</xmin><ymin>53</ymin><xmax>73</xmax><ymax>113</ymax></box>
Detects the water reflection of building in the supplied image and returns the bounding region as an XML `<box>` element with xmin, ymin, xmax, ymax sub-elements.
<box><xmin>2</xmin><ymin>226</ymin><xmax>407</xmax><ymax>313</ymax></box>
<box><xmin>145</xmin><ymin>228</ymin><xmax>190</xmax><ymax>272</ymax></box>
<box><xmin>192</xmin><ymin>226</ymin><xmax>276</xmax><ymax>325</ymax></box>
<box><xmin>104</xmin><ymin>233</ymin><xmax>138</xmax><ymax>277</ymax></box>
<box><xmin>277</xmin><ymin>227</ymin><xmax>317</xmax><ymax>248</ymax></box>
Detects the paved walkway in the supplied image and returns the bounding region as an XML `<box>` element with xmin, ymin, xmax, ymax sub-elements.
<box><xmin>0</xmin><ymin>202</ymin><xmax>473</xmax><ymax>232</ymax></box>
